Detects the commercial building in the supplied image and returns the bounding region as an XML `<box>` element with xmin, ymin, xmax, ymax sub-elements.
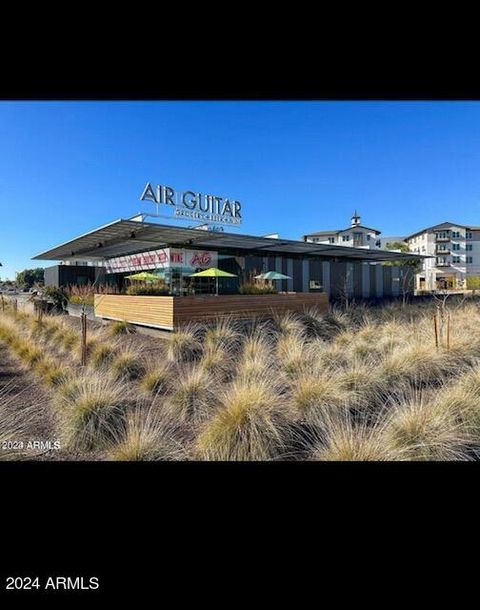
<box><xmin>33</xmin><ymin>216</ymin><xmax>422</xmax><ymax>301</ymax></box>
<box><xmin>302</xmin><ymin>212</ymin><xmax>382</xmax><ymax>250</ymax></box>
<box><xmin>405</xmin><ymin>221</ymin><xmax>480</xmax><ymax>290</ymax></box>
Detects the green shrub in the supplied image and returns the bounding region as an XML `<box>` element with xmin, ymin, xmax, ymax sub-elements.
<box><xmin>239</xmin><ymin>282</ymin><xmax>277</xmax><ymax>295</ymax></box>
<box><xmin>140</xmin><ymin>366</ymin><xmax>171</xmax><ymax>394</ymax></box>
<box><xmin>43</xmin><ymin>286</ymin><xmax>68</xmax><ymax>311</ymax></box>
<box><xmin>111</xmin><ymin>350</ymin><xmax>145</xmax><ymax>380</ymax></box>
<box><xmin>110</xmin><ymin>320</ymin><xmax>134</xmax><ymax>335</ymax></box>
<box><xmin>125</xmin><ymin>284</ymin><xmax>169</xmax><ymax>296</ymax></box>
<box><xmin>68</xmin><ymin>295</ymin><xmax>94</xmax><ymax>306</ymax></box>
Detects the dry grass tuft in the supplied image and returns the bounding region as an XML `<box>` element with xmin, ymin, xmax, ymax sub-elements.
<box><xmin>110</xmin><ymin>348</ymin><xmax>145</xmax><ymax>380</ymax></box>
<box><xmin>90</xmin><ymin>342</ymin><xmax>117</xmax><ymax>368</ymax></box>
<box><xmin>165</xmin><ymin>325</ymin><xmax>202</xmax><ymax>363</ymax></box>
<box><xmin>290</xmin><ymin>370</ymin><xmax>348</xmax><ymax>416</ymax></box>
<box><xmin>203</xmin><ymin>317</ymin><xmax>240</xmax><ymax>350</ymax></box>
<box><xmin>195</xmin><ymin>373</ymin><xmax>290</xmax><ymax>460</ymax></box>
<box><xmin>140</xmin><ymin>364</ymin><xmax>172</xmax><ymax>394</ymax></box>
<box><xmin>107</xmin><ymin>404</ymin><xmax>186</xmax><ymax>461</ymax></box>
<box><xmin>166</xmin><ymin>366</ymin><xmax>214</xmax><ymax>424</ymax></box>
<box><xmin>273</xmin><ymin>311</ymin><xmax>305</xmax><ymax>337</ymax></box>
<box><xmin>276</xmin><ymin>332</ymin><xmax>308</xmax><ymax>378</ymax></box>
<box><xmin>109</xmin><ymin>320</ymin><xmax>134</xmax><ymax>336</ymax></box>
<box><xmin>34</xmin><ymin>357</ymin><xmax>71</xmax><ymax>387</ymax></box>
<box><xmin>55</xmin><ymin>373</ymin><xmax>127</xmax><ymax>450</ymax></box>
<box><xmin>310</xmin><ymin>411</ymin><xmax>405</xmax><ymax>461</ymax></box>
<box><xmin>382</xmin><ymin>391</ymin><xmax>470</xmax><ymax>460</ymax></box>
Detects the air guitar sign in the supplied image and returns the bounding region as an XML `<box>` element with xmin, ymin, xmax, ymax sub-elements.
<box><xmin>104</xmin><ymin>248</ymin><xmax>218</xmax><ymax>274</ymax></box>
<box><xmin>140</xmin><ymin>182</ymin><xmax>242</xmax><ymax>226</ymax></box>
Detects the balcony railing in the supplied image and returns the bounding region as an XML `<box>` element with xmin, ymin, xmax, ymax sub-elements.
<box><xmin>435</xmin><ymin>236</ymin><xmax>450</xmax><ymax>242</ymax></box>
<box><xmin>436</xmin><ymin>261</ymin><xmax>451</xmax><ymax>267</ymax></box>
<box><xmin>435</xmin><ymin>249</ymin><xmax>450</xmax><ymax>255</ymax></box>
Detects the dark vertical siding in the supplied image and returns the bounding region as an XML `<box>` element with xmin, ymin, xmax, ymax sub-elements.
<box><xmin>369</xmin><ymin>264</ymin><xmax>376</xmax><ymax>297</ymax></box>
<box><xmin>383</xmin><ymin>265</ymin><xmax>392</xmax><ymax>297</ymax></box>
<box><xmin>330</xmin><ymin>262</ymin><xmax>347</xmax><ymax>299</ymax></box>
<box><xmin>353</xmin><ymin>263</ymin><xmax>363</xmax><ymax>298</ymax></box>
<box><xmin>54</xmin><ymin>265</ymin><xmax>99</xmax><ymax>287</ymax></box>
<box><xmin>281</xmin><ymin>257</ymin><xmax>288</xmax><ymax>291</ymax></box>
<box><xmin>266</xmin><ymin>256</ymin><xmax>276</xmax><ymax>272</ymax></box>
<box><xmin>292</xmin><ymin>259</ymin><xmax>303</xmax><ymax>292</ymax></box>
<box><xmin>309</xmin><ymin>260</ymin><xmax>322</xmax><ymax>291</ymax></box>
<box><xmin>244</xmin><ymin>255</ymin><xmax>263</xmax><ymax>282</ymax></box>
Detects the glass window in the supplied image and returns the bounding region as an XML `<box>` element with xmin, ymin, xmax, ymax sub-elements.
<box><xmin>452</xmin><ymin>243</ymin><xmax>460</xmax><ymax>251</ymax></box>
<box><xmin>466</xmin><ymin>232</ymin><xmax>473</xmax><ymax>239</ymax></box>
<box><xmin>467</xmin><ymin>256</ymin><xmax>473</xmax><ymax>264</ymax></box>
<box><xmin>466</xmin><ymin>244</ymin><xmax>473</xmax><ymax>251</ymax></box>
<box><xmin>453</xmin><ymin>256</ymin><xmax>461</xmax><ymax>263</ymax></box>
<box><xmin>328</xmin><ymin>237</ymin><xmax>335</xmax><ymax>244</ymax></box>
<box><xmin>342</xmin><ymin>235</ymin><xmax>350</xmax><ymax>242</ymax></box>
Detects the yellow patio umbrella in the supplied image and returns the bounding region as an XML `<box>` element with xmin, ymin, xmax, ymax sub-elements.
<box><xmin>124</xmin><ymin>271</ymin><xmax>161</xmax><ymax>282</ymax></box>
<box><xmin>189</xmin><ymin>267</ymin><xmax>237</xmax><ymax>295</ymax></box>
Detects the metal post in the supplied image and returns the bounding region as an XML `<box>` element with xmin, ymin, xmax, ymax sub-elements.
<box><xmin>80</xmin><ymin>313</ymin><xmax>87</xmax><ymax>366</ymax></box>
<box><xmin>446</xmin><ymin>313</ymin><xmax>450</xmax><ymax>350</ymax></box>
<box><xmin>433</xmin><ymin>312</ymin><xmax>439</xmax><ymax>349</ymax></box>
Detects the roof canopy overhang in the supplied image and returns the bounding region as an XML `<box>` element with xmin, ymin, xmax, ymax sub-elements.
<box><xmin>32</xmin><ymin>219</ymin><xmax>427</xmax><ymax>264</ymax></box>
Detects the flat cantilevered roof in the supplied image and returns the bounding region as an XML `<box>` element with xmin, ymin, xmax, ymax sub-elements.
<box><xmin>32</xmin><ymin>219</ymin><xmax>426</xmax><ymax>263</ymax></box>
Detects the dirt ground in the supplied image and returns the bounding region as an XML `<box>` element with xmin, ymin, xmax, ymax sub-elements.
<box><xmin>0</xmin><ymin>312</ymin><xmax>173</xmax><ymax>461</ymax></box>
<box><xmin>0</xmin><ymin>342</ymin><xmax>106</xmax><ymax>461</ymax></box>
<box><xmin>62</xmin><ymin>314</ymin><xmax>168</xmax><ymax>359</ymax></box>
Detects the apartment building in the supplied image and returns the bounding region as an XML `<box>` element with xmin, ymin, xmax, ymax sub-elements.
<box><xmin>405</xmin><ymin>222</ymin><xmax>480</xmax><ymax>290</ymax></box>
<box><xmin>302</xmin><ymin>212</ymin><xmax>381</xmax><ymax>249</ymax></box>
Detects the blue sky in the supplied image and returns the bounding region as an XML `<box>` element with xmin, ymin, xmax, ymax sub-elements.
<box><xmin>1</xmin><ymin>101</ymin><xmax>480</xmax><ymax>280</ymax></box>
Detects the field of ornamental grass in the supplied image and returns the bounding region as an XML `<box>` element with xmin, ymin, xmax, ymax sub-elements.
<box><xmin>1</xmin><ymin>297</ymin><xmax>480</xmax><ymax>461</ymax></box>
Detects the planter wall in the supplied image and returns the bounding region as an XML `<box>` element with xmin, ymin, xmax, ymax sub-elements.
<box><xmin>94</xmin><ymin>293</ymin><xmax>329</xmax><ymax>331</ymax></box>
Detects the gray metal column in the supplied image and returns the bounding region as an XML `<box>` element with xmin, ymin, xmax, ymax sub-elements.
<box><xmin>391</xmin><ymin>266</ymin><xmax>400</xmax><ymax>296</ymax></box>
<box><xmin>376</xmin><ymin>264</ymin><xmax>384</xmax><ymax>298</ymax></box>
<box><xmin>362</xmin><ymin>263</ymin><xmax>370</xmax><ymax>298</ymax></box>
<box><xmin>302</xmin><ymin>259</ymin><xmax>309</xmax><ymax>292</ymax></box>
<box><xmin>322</xmin><ymin>261</ymin><xmax>331</xmax><ymax>296</ymax></box>
<box><xmin>287</xmin><ymin>259</ymin><xmax>293</xmax><ymax>291</ymax></box>
<box><xmin>346</xmin><ymin>263</ymin><xmax>354</xmax><ymax>297</ymax></box>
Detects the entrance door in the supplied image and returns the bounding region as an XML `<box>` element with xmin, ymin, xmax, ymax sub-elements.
<box><xmin>436</xmin><ymin>276</ymin><xmax>455</xmax><ymax>290</ymax></box>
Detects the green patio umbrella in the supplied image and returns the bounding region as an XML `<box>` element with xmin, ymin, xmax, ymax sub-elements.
<box><xmin>189</xmin><ymin>267</ymin><xmax>237</xmax><ymax>296</ymax></box>
<box><xmin>254</xmin><ymin>271</ymin><xmax>291</xmax><ymax>281</ymax></box>
<box><xmin>125</xmin><ymin>271</ymin><xmax>162</xmax><ymax>282</ymax></box>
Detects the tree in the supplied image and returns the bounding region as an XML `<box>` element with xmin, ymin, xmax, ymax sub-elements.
<box><xmin>384</xmin><ymin>242</ymin><xmax>422</xmax><ymax>305</ymax></box>
<box><xmin>466</xmin><ymin>276</ymin><xmax>480</xmax><ymax>293</ymax></box>
<box><xmin>16</xmin><ymin>268</ymin><xmax>45</xmax><ymax>289</ymax></box>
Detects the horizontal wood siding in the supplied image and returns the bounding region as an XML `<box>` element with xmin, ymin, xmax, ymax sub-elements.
<box><xmin>94</xmin><ymin>294</ymin><xmax>174</xmax><ymax>330</ymax></box>
<box><xmin>95</xmin><ymin>293</ymin><xmax>329</xmax><ymax>330</ymax></box>
<box><xmin>173</xmin><ymin>293</ymin><xmax>329</xmax><ymax>326</ymax></box>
